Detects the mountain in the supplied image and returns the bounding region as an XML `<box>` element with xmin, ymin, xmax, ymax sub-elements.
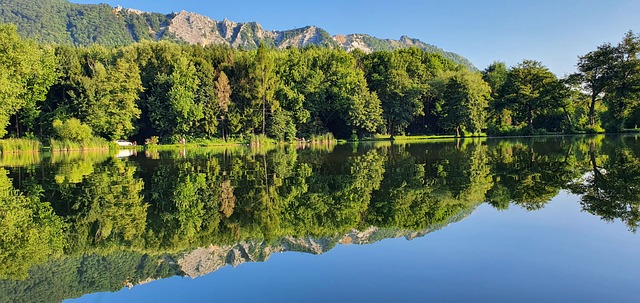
<box><xmin>0</xmin><ymin>0</ymin><xmax>475</xmax><ymax>68</ymax></box>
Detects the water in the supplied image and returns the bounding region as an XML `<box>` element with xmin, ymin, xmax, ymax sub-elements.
<box><xmin>1</xmin><ymin>135</ymin><xmax>639</xmax><ymax>303</ymax></box>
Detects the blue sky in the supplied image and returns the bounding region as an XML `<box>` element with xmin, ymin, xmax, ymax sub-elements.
<box><xmin>73</xmin><ymin>0</ymin><xmax>640</xmax><ymax>76</ymax></box>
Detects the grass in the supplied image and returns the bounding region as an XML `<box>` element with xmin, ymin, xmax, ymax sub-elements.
<box><xmin>49</xmin><ymin>137</ymin><xmax>111</xmax><ymax>151</ymax></box>
<box><xmin>249</xmin><ymin>134</ymin><xmax>276</xmax><ymax>146</ymax></box>
<box><xmin>0</xmin><ymin>138</ymin><xmax>42</xmax><ymax>153</ymax></box>
<box><xmin>308</xmin><ymin>133</ymin><xmax>336</xmax><ymax>143</ymax></box>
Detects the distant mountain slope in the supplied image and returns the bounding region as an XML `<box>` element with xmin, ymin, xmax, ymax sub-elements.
<box><xmin>0</xmin><ymin>0</ymin><xmax>475</xmax><ymax>69</ymax></box>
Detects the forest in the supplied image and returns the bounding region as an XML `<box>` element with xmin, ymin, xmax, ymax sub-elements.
<box><xmin>1</xmin><ymin>23</ymin><xmax>640</xmax><ymax>146</ymax></box>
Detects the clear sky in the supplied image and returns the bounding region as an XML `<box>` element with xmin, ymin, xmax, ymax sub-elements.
<box><xmin>72</xmin><ymin>0</ymin><xmax>640</xmax><ymax>76</ymax></box>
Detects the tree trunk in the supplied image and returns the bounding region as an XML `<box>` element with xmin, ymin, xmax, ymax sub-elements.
<box><xmin>262</xmin><ymin>96</ymin><xmax>266</xmax><ymax>136</ymax></box>
<box><xmin>528</xmin><ymin>109</ymin><xmax>535</xmax><ymax>132</ymax></box>
<box><xmin>15</xmin><ymin>115</ymin><xmax>20</xmax><ymax>137</ymax></box>
<box><xmin>589</xmin><ymin>93</ymin><xmax>597</xmax><ymax>126</ymax></box>
<box><xmin>456</xmin><ymin>125</ymin><xmax>460</xmax><ymax>137</ymax></box>
<box><xmin>262</xmin><ymin>69</ymin><xmax>266</xmax><ymax>136</ymax></box>
<box><xmin>562</xmin><ymin>107</ymin><xmax>572</xmax><ymax>131</ymax></box>
<box><xmin>389</xmin><ymin>120</ymin><xmax>395</xmax><ymax>140</ymax></box>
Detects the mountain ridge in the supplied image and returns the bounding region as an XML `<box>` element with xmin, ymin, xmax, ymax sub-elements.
<box><xmin>0</xmin><ymin>0</ymin><xmax>476</xmax><ymax>69</ymax></box>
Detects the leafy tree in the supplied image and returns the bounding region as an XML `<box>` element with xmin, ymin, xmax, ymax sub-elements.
<box><xmin>75</xmin><ymin>56</ymin><xmax>142</xmax><ymax>140</ymax></box>
<box><xmin>147</xmin><ymin>54</ymin><xmax>203</xmax><ymax>138</ymax></box>
<box><xmin>268</xmin><ymin>109</ymin><xmax>296</xmax><ymax>141</ymax></box>
<box><xmin>602</xmin><ymin>31</ymin><xmax>640</xmax><ymax>131</ymax></box>
<box><xmin>52</xmin><ymin>118</ymin><xmax>93</xmax><ymax>142</ymax></box>
<box><xmin>574</xmin><ymin>43</ymin><xmax>617</xmax><ymax>127</ymax></box>
<box><xmin>250</xmin><ymin>43</ymin><xmax>279</xmax><ymax>135</ymax></box>
<box><xmin>499</xmin><ymin>60</ymin><xmax>566</xmax><ymax>132</ymax></box>
<box><xmin>363</xmin><ymin>50</ymin><xmax>426</xmax><ymax>137</ymax></box>
<box><xmin>0</xmin><ymin>24</ymin><xmax>58</xmax><ymax>137</ymax></box>
<box><xmin>215</xmin><ymin>71</ymin><xmax>232</xmax><ymax>139</ymax></box>
<box><xmin>441</xmin><ymin>70</ymin><xmax>491</xmax><ymax>136</ymax></box>
<box><xmin>483</xmin><ymin>62</ymin><xmax>510</xmax><ymax>129</ymax></box>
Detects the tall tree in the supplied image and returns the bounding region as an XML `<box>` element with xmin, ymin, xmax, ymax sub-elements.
<box><xmin>147</xmin><ymin>54</ymin><xmax>202</xmax><ymax>138</ymax></box>
<box><xmin>441</xmin><ymin>70</ymin><xmax>491</xmax><ymax>136</ymax></box>
<box><xmin>251</xmin><ymin>43</ymin><xmax>278</xmax><ymax>136</ymax></box>
<box><xmin>602</xmin><ymin>31</ymin><xmax>640</xmax><ymax>131</ymax></box>
<box><xmin>500</xmin><ymin>60</ymin><xmax>565</xmax><ymax>132</ymax></box>
<box><xmin>483</xmin><ymin>62</ymin><xmax>510</xmax><ymax>129</ymax></box>
<box><xmin>574</xmin><ymin>43</ymin><xmax>616</xmax><ymax>127</ymax></box>
<box><xmin>0</xmin><ymin>24</ymin><xmax>58</xmax><ymax>137</ymax></box>
<box><xmin>77</xmin><ymin>57</ymin><xmax>142</xmax><ymax>140</ymax></box>
<box><xmin>215</xmin><ymin>71</ymin><xmax>232</xmax><ymax>139</ymax></box>
<box><xmin>363</xmin><ymin>50</ymin><xmax>426</xmax><ymax>137</ymax></box>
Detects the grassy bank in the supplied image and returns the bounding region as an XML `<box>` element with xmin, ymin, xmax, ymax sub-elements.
<box><xmin>49</xmin><ymin>137</ymin><xmax>111</xmax><ymax>151</ymax></box>
<box><xmin>0</xmin><ymin>138</ymin><xmax>42</xmax><ymax>153</ymax></box>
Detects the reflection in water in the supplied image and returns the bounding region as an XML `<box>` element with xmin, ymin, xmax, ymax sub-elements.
<box><xmin>1</xmin><ymin>136</ymin><xmax>640</xmax><ymax>302</ymax></box>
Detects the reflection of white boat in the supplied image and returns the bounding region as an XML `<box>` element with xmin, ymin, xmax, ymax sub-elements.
<box><xmin>116</xmin><ymin>149</ymin><xmax>136</xmax><ymax>158</ymax></box>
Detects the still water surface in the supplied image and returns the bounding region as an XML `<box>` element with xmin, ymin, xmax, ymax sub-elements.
<box><xmin>1</xmin><ymin>136</ymin><xmax>639</xmax><ymax>302</ymax></box>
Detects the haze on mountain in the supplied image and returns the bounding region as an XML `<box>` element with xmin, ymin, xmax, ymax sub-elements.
<box><xmin>0</xmin><ymin>0</ymin><xmax>476</xmax><ymax>69</ymax></box>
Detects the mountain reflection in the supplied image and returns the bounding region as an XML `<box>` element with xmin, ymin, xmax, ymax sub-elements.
<box><xmin>2</xmin><ymin>135</ymin><xmax>640</xmax><ymax>302</ymax></box>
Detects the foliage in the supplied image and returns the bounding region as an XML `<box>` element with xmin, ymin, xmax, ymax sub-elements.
<box><xmin>440</xmin><ymin>69</ymin><xmax>491</xmax><ymax>136</ymax></box>
<box><xmin>52</xmin><ymin>118</ymin><xmax>93</xmax><ymax>142</ymax></box>
<box><xmin>145</xmin><ymin>136</ymin><xmax>160</xmax><ymax>146</ymax></box>
<box><xmin>0</xmin><ymin>24</ymin><xmax>58</xmax><ymax>138</ymax></box>
<box><xmin>573</xmin><ymin>31</ymin><xmax>640</xmax><ymax>132</ymax></box>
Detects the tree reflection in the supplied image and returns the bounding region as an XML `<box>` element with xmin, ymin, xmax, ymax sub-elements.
<box><xmin>3</xmin><ymin>136</ymin><xmax>640</xmax><ymax>302</ymax></box>
<box><xmin>569</xmin><ymin>137</ymin><xmax>640</xmax><ymax>232</ymax></box>
<box><xmin>486</xmin><ymin>138</ymin><xmax>579</xmax><ymax>210</ymax></box>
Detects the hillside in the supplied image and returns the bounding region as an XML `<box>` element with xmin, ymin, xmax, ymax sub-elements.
<box><xmin>0</xmin><ymin>0</ymin><xmax>475</xmax><ymax>68</ymax></box>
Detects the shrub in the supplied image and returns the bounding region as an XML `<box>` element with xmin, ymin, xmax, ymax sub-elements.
<box><xmin>52</xmin><ymin>118</ymin><xmax>93</xmax><ymax>142</ymax></box>
<box><xmin>585</xmin><ymin>125</ymin><xmax>605</xmax><ymax>134</ymax></box>
<box><xmin>145</xmin><ymin>136</ymin><xmax>160</xmax><ymax>146</ymax></box>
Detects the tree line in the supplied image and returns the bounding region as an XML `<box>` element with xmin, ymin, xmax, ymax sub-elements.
<box><xmin>1</xmin><ymin>23</ymin><xmax>639</xmax><ymax>143</ymax></box>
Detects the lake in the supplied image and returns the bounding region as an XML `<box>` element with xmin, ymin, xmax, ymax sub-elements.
<box><xmin>1</xmin><ymin>135</ymin><xmax>639</xmax><ymax>302</ymax></box>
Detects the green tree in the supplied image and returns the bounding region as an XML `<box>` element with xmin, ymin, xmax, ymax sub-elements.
<box><xmin>251</xmin><ymin>43</ymin><xmax>279</xmax><ymax>136</ymax></box>
<box><xmin>52</xmin><ymin>118</ymin><xmax>93</xmax><ymax>142</ymax></box>
<box><xmin>363</xmin><ymin>50</ymin><xmax>426</xmax><ymax>137</ymax></box>
<box><xmin>147</xmin><ymin>54</ymin><xmax>203</xmax><ymax>137</ymax></box>
<box><xmin>215</xmin><ymin>71</ymin><xmax>233</xmax><ymax>139</ymax></box>
<box><xmin>441</xmin><ymin>70</ymin><xmax>491</xmax><ymax>136</ymax></box>
<box><xmin>602</xmin><ymin>31</ymin><xmax>640</xmax><ymax>131</ymax></box>
<box><xmin>574</xmin><ymin>43</ymin><xmax>616</xmax><ymax>127</ymax></box>
<box><xmin>0</xmin><ymin>24</ymin><xmax>58</xmax><ymax>137</ymax></box>
<box><xmin>79</xmin><ymin>57</ymin><xmax>142</xmax><ymax>140</ymax></box>
<box><xmin>483</xmin><ymin>62</ymin><xmax>510</xmax><ymax>129</ymax></box>
<box><xmin>500</xmin><ymin>60</ymin><xmax>566</xmax><ymax>132</ymax></box>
